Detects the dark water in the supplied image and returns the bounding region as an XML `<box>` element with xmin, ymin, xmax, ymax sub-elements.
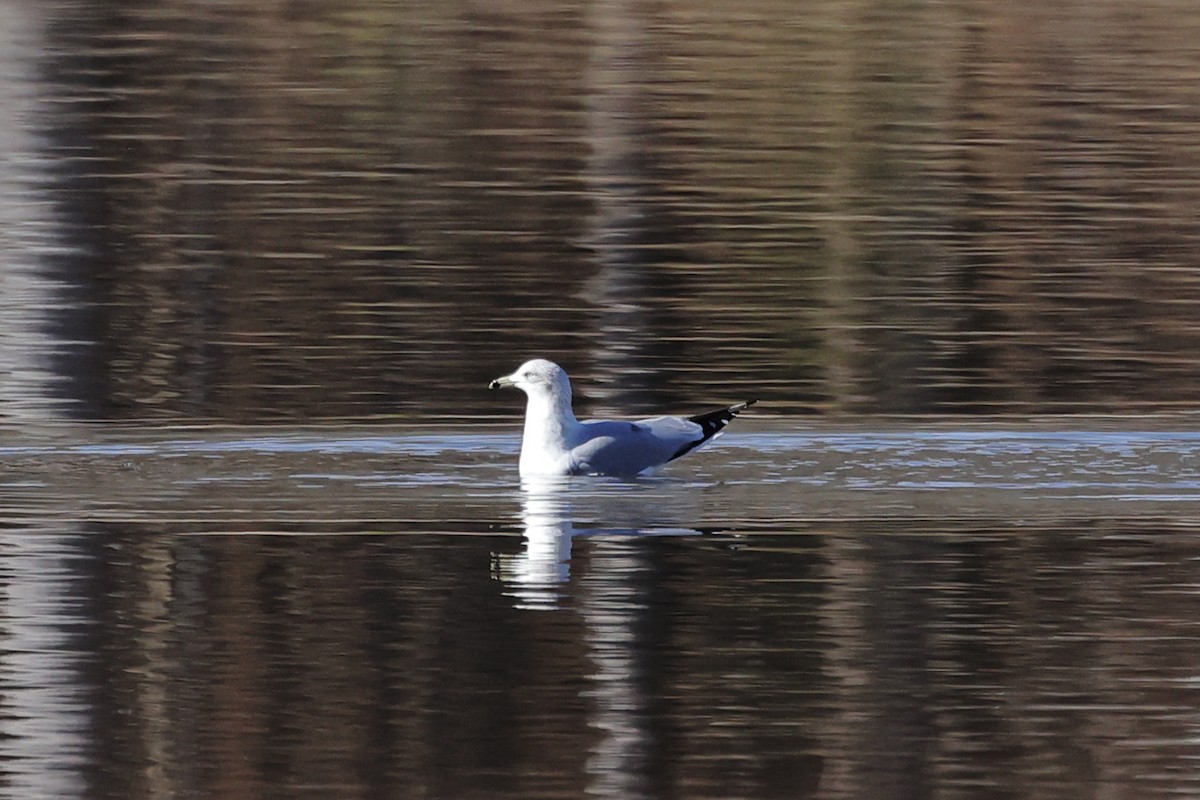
<box><xmin>2</xmin><ymin>1</ymin><xmax>1200</xmax><ymax>798</ymax></box>
<box><xmin>1</xmin><ymin>1</ymin><xmax>1200</xmax><ymax>419</ymax></box>
<box><xmin>1</xmin><ymin>423</ymin><xmax>1199</xmax><ymax>799</ymax></box>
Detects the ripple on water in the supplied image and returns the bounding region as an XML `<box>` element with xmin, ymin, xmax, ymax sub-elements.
<box><xmin>0</xmin><ymin>424</ymin><xmax>1195</xmax><ymax>525</ymax></box>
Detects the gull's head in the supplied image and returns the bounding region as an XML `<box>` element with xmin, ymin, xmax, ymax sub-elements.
<box><xmin>489</xmin><ymin>358</ymin><xmax>572</xmax><ymax>402</ymax></box>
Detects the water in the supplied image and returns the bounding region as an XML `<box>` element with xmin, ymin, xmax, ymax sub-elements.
<box><xmin>1</xmin><ymin>1</ymin><xmax>1200</xmax><ymax>420</ymax></box>
<box><xmin>0</xmin><ymin>0</ymin><xmax>1199</xmax><ymax>796</ymax></box>
<box><xmin>0</xmin><ymin>423</ymin><xmax>1197</xmax><ymax>798</ymax></box>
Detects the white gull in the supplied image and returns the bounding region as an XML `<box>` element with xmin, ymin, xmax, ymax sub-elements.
<box><xmin>489</xmin><ymin>358</ymin><xmax>755</xmax><ymax>477</ymax></box>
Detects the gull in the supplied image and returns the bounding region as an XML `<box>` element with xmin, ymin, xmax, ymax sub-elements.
<box><xmin>489</xmin><ymin>358</ymin><xmax>756</xmax><ymax>477</ymax></box>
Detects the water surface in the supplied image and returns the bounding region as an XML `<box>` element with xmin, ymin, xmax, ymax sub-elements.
<box><xmin>1</xmin><ymin>1</ymin><xmax>1199</xmax><ymax>420</ymax></box>
<box><xmin>0</xmin><ymin>422</ymin><xmax>1197</xmax><ymax>798</ymax></box>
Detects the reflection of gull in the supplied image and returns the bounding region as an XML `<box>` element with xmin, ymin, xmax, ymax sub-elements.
<box><xmin>493</xmin><ymin>478</ymin><xmax>575</xmax><ymax>610</ymax></box>
<box><xmin>490</xmin><ymin>359</ymin><xmax>755</xmax><ymax>477</ymax></box>
<box><xmin>494</xmin><ymin>478</ymin><xmax>709</xmax><ymax>610</ymax></box>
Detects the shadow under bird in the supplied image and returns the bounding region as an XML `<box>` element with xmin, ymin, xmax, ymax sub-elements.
<box><xmin>489</xmin><ymin>358</ymin><xmax>756</xmax><ymax>477</ymax></box>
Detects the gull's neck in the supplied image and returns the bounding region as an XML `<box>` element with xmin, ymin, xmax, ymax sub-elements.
<box><xmin>520</xmin><ymin>389</ymin><xmax>578</xmax><ymax>474</ymax></box>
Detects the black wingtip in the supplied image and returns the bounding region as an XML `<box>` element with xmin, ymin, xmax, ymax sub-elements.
<box><xmin>689</xmin><ymin>400</ymin><xmax>757</xmax><ymax>429</ymax></box>
<box><xmin>669</xmin><ymin>400</ymin><xmax>757</xmax><ymax>462</ymax></box>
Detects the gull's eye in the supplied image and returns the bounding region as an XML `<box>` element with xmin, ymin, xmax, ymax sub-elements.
<box><xmin>523</xmin><ymin>371</ymin><xmax>535</xmax><ymax>380</ymax></box>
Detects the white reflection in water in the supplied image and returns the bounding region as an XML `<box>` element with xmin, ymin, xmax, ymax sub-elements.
<box><xmin>0</xmin><ymin>2</ymin><xmax>74</xmax><ymax>422</ymax></box>
<box><xmin>495</xmin><ymin>474</ymin><xmax>670</xmax><ymax>798</ymax></box>
<box><xmin>0</xmin><ymin>530</ymin><xmax>93</xmax><ymax>799</ymax></box>
<box><xmin>581</xmin><ymin>539</ymin><xmax>653</xmax><ymax>800</ymax></box>
<box><xmin>496</xmin><ymin>476</ymin><xmax>704</xmax><ymax>610</ymax></box>
<box><xmin>494</xmin><ymin>477</ymin><xmax>575</xmax><ymax>611</ymax></box>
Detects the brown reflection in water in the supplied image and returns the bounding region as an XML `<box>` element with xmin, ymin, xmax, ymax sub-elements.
<box><xmin>819</xmin><ymin>519</ymin><xmax>1200</xmax><ymax>799</ymax></box>
<box><xmin>21</xmin><ymin>1</ymin><xmax>1200</xmax><ymax>422</ymax></box>
<box><xmin>77</xmin><ymin>527</ymin><xmax>599</xmax><ymax>798</ymax></box>
<box><xmin>0</xmin><ymin>515</ymin><xmax>1185</xmax><ymax>798</ymax></box>
<box><xmin>948</xmin><ymin>3</ymin><xmax>1200</xmax><ymax>412</ymax></box>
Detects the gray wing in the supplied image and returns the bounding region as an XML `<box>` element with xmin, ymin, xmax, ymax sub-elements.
<box><xmin>567</xmin><ymin>417</ymin><xmax>704</xmax><ymax>476</ymax></box>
